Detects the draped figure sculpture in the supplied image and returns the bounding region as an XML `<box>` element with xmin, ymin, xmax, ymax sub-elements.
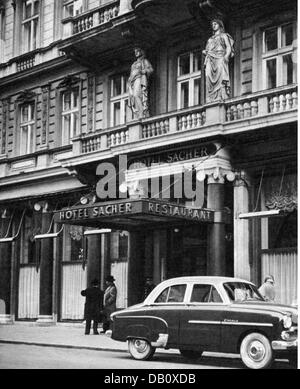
<box><xmin>203</xmin><ymin>19</ymin><xmax>234</xmax><ymax>103</ymax></box>
<box><xmin>128</xmin><ymin>47</ymin><xmax>154</xmax><ymax>119</ymax></box>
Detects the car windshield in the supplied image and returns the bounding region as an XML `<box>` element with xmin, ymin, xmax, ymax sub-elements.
<box><xmin>223</xmin><ymin>282</ymin><xmax>264</xmax><ymax>302</ymax></box>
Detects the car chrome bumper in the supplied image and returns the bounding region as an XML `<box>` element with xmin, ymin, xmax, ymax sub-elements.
<box><xmin>272</xmin><ymin>339</ymin><xmax>298</xmax><ymax>351</ymax></box>
<box><xmin>151</xmin><ymin>333</ymin><xmax>169</xmax><ymax>348</ymax></box>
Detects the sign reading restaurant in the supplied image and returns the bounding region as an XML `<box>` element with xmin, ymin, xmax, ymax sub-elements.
<box><xmin>56</xmin><ymin>199</ymin><xmax>214</xmax><ymax>224</ymax></box>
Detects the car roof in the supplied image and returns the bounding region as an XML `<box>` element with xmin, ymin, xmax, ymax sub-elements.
<box><xmin>157</xmin><ymin>276</ymin><xmax>254</xmax><ymax>285</ymax></box>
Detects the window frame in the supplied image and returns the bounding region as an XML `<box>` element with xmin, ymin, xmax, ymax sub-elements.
<box><xmin>153</xmin><ymin>284</ymin><xmax>188</xmax><ymax>305</ymax></box>
<box><xmin>61</xmin><ymin>87</ymin><xmax>80</xmax><ymax>146</ymax></box>
<box><xmin>63</xmin><ymin>0</ymin><xmax>85</xmax><ymax>19</ymax></box>
<box><xmin>110</xmin><ymin>74</ymin><xmax>133</xmax><ymax>127</ymax></box>
<box><xmin>177</xmin><ymin>50</ymin><xmax>202</xmax><ymax>110</ymax></box>
<box><xmin>262</xmin><ymin>22</ymin><xmax>297</xmax><ymax>89</ymax></box>
<box><xmin>21</xmin><ymin>0</ymin><xmax>40</xmax><ymax>53</ymax></box>
<box><xmin>15</xmin><ymin>100</ymin><xmax>36</xmax><ymax>157</ymax></box>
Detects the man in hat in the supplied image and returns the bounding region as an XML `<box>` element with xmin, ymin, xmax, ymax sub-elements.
<box><xmin>101</xmin><ymin>275</ymin><xmax>117</xmax><ymax>333</ymax></box>
<box><xmin>81</xmin><ymin>279</ymin><xmax>104</xmax><ymax>335</ymax></box>
<box><xmin>259</xmin><ymin>275</ymin><xmax>276</xmax><ymax>302</ymax></box>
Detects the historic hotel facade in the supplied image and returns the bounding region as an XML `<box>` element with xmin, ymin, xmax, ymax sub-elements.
<box><xmin>0</xmin><ymin>0</ymin><xmax>297</xmax><ymax>324</ymax></box>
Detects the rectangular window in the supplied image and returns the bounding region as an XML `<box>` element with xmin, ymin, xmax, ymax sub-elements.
<box><xmin>22</xmin><ymin>0</ymin><xmax>40</xmax><ymax>53</ymax></box>
<box><xmin>177</xmin><ymin>50</ymin><xmax>202</xmax><ymax>109</ymax></box>
<box><xmin>63</xmin><ymin>225</ymin><xmax>85</xmax><ymax>262</ymax></box>
<box><xmin>61</xmin><ymin>88</ymin><xmax>79</xmax><ymax>145</ymax></box>
<box><xmin>110</xmin><ymin>74</ymin><xmax>133</xmax><ymax>126</ymax></box>
<box><xmin>63</xmin><ymin>0</ymin><xmax>83</xmax><ymax>18</ymax></box>
<box><xmin>262</xmin><ymin>22</ymin><xmax>297</xmax><ymax>88</ymax></box>
<box><xmin>20</xmin><ymin>102</ymin><xmax>35</xmax><ymax>155</ymax></box>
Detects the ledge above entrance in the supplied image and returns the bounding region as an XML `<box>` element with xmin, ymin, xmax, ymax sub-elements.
<box><xmin>53</xmin><ymin>199</ymin><xmax>230</xmax><ymax>230</ymax></box>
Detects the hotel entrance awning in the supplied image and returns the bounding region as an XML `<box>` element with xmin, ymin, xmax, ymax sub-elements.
<box><xmin>53</xmin><ymin>199</ymin><xmax>230</xmax><ymax>230</ymax></box>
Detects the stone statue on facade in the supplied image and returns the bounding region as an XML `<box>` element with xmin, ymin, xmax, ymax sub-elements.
<box><xmin>128</xmin><ymin>47</ymin><xmax>154</xmax><ymax>119</ymax></box>
<box><xmin>203</xmin><ymin>19</ymin><xmax>234</xmax><ymax>103</ymax></box>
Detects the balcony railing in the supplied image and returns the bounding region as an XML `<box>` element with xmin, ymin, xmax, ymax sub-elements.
<box><xmin>62</xmin><ymin>1</ymin><xmax>121</xmax><ymax>38</ymax></box>
<box><xmin>72</xmin><ymin>85</ymin><xmax>297</xmax><ymax>156</ymax></box>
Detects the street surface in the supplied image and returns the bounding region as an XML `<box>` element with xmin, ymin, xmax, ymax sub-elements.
<box><xmin>0</xmin><ymin>343</ymin><xmax>293</xmax><ymax>370</ymax></box>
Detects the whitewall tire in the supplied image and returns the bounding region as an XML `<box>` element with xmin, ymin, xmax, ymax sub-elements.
<box><xmin>240</xmin><ymin>332</ymin><xmax>273</xmax><ymax>369</ymax></box>
<box><xmin>128</xmin><ymin>338</ymin><xmax>156</xmax><ymax>361</ymax></box>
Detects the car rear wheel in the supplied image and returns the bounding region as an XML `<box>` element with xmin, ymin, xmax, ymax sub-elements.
<box><xmin>240</xmin><ymin>333</ymin><xmax>273</xmax><ymax>369</ymax></box>
<box><xmin>180</xmin><ymin>349</ymin><xmax>203</xmax><ymax>360</ymax></box>
<box><xmin>128</xmin><ymin>338</ymin><xmax>156</xmax><ymax>361</ymax></box>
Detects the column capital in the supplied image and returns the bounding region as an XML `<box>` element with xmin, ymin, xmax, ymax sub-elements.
<box><xmin>201</xmin><ymin>167</ymin><xmax>236</xmax><ymax>185</ymax></box>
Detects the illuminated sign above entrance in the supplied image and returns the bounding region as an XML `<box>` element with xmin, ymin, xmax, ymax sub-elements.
<box><xmin>55</xmin><ymin>199</ymin><xmax>215</xmax><ymax>228</ymax></box>
<box><xmin>128</xmin><ymin>143</ymin><xmax>217</xmax><ymax>168</ymax></box>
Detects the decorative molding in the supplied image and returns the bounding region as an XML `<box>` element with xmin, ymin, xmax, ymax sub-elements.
<box><xmin>87</xmin><ymin>74</ymin><xmax>95</xmax><ymax>133</ymax></box>
<box><xmin>41</xmin><ymin>85</ymin><xmax>50</xmax><ymax>145</ymax></box>
<box><xmin>57</xmin><ymin>74</ymin><xmax>81</xmax><ymax>90</ymax></box>
<box><xmin>15</xmin><ymin>89</ymin><xmax>37</xmax><ymax>104</ymax></box>
<box><xmin>205</xmin><ymin>167</ymin><xmax>236</xmax><ymax>185</ymax></box>
<box><xmin>1</xmin><ymin>98</ymin><xmax>9</xmax><ymax>155</ymax></box>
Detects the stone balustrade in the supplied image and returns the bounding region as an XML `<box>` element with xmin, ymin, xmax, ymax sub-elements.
<box><xmin>107</xmin><ymin>128</ymin><xmax>129</xmax><ymax>147</ymax></box>
<box><xmin>73</xmin><ymin>85</ymin><xmax>297</xmax><ymax>156</ymax></box>
<box><xmin>16</xmin><ymin>53</ymin><xmax>36</xmax><ymax>72</ymax></box>
<box><xmin>178</xmin><ymin>109</ymin><xmax>206</xmax><ymax>131</ymax></box>
<box><xmin>226</xmin><ymin>99</ymin><xmax>259</xmax><ymax>122</ymax></box>
<box><xmin>81</xmin><ymin>133</ymin><xmax>102</xmax><ymax>153</ymax></box>
<box><xmin>268</xmin><ymin>89</ymin><xmax>297</xmax><ymax>113</ymax></box>
<box><xmin>72</xmin><ymin>2</ymin><xmax>120</xmax><ymax>35</ymax></box>
<box><xmin>142</xmin><ymin>119</ymin><xmax>170</xmax><ymax>139</ymax></box>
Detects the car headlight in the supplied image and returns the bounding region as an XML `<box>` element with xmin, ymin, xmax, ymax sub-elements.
<box><xmin>282</xmin><ymin>315</ymin><xmax>292</xmax><ymax>329</ymax></box>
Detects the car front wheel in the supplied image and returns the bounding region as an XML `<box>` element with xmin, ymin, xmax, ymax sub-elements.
<box><xmin>128</xmin><ymin>338</ymin><xmax>156</xmax><ymax>361</ymax></box>
<box><xmin>240</xmin><ymin>333</ymin><xmax>273</xmax><ymax>369</ymax></box>
<box><xmin>180</xmin><ymin>349</ymin><xmax>203</xmax><ymax>360</ymax></box>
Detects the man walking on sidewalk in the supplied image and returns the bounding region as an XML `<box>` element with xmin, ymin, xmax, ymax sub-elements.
<box><xmin>101</xmin><ymin>275</ymin><xmax>117</xmax><ymax>334</ymax></box>
<box><xmin>81</xmin><ymin>279</ymin><xmax>104</xmax><ymax>335</ymax></box>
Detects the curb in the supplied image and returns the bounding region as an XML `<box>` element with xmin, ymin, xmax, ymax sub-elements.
<box><xmin>0</xmin><ymin>339</ymin><xmax>179</xmax><ymax>355</ymax></box>
<box><xmin>0</xmin><ymin>339</ymin><xmax>128</xmax><ymax>353</ymax></box>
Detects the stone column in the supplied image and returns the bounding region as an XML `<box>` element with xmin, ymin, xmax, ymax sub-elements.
<box><xmin>128</xmin><ymin>231</ymin><xmax>145</xmax><ymax>306</ymax></box>
<box><xmin>207</xmin><ymin>173</ymin><xmax>226</xmax><ymax>276</ymax></box>
<box><xmin>37</xmin><ymin>212</ymin><xmax>54</xmax><ymax>326</ymax></box>
<box><xmin>233</xmin><ymin>172</ymin><xmax>251</xmax><ymax>280</ymax></box>
<box><xmin>153</xmin><ymin>230</ymin><xmax>167</xmax><ymax>284</ymax></box>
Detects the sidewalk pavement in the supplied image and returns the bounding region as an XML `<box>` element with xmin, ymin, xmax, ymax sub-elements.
<box><xmin>0</xmin><ymin>322</ymin><xmax>180</xmax><ymax>355</ymax></box>
<box><xmin>0</xmin><ymin>322</ymin><xmax>240</xmax><ymax>360</ymax></box>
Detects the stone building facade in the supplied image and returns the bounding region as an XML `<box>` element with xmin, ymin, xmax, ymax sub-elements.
<box><xmin>0</xmin><ymin>0</ymin><xmax>297</xmax><ymax>324</ymax></box>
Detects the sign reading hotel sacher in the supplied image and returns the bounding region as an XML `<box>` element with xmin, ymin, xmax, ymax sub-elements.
<box><xmin>56</xmin><ymin>199</ymin><xmax>214</xmax><ymax>224</ymax></box>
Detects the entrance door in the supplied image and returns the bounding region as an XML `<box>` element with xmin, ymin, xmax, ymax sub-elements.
<box><xmin>18</xmin><ymin>265</ymin><xmax>40</xmax><ymax>319</ymax></box>
<box><xmin>60</xmin><ymin>225</ymin><xmax>87</xmax><ymax>320</ymax></box>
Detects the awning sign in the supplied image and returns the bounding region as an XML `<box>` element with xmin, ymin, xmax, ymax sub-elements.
<box><xmin>55</xmin><ymin>199</ymin><xmax>214</xmax><ymax>225</ymax></box>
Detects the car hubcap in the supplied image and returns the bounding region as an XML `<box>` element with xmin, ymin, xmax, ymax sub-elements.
<box><xmin>134</xmin><ymin>340</ymin><xmax>148</xmax><ymax>354</ymax></box>
<box><xmin>248</xmin><ymin>340</ymin><xmax>266</xmax><ymax>362</ymax></box>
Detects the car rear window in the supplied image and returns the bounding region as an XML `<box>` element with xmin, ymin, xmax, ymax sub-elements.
<box><xmin>191</xmin><ymin>284</ymin><xmax>223</xmax><ymax>303</ymax></box>
<box><xmin>155</xmin><ymin>284</ymin><xmax>187</xmax><ymax>303</ymax></box>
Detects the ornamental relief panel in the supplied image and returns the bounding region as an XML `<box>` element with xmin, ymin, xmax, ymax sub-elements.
<box><xmin>264</xmin><ymin>174</ymin><xmax>297</xmax><ymax>212</ymax></box>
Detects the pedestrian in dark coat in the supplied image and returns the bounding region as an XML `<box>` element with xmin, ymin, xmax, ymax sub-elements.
<box><xmin>101</xmin><ymin>275</ymin><xmax>117</xmax><ymax>333</ymax></box>
<box><xmin>81</xmin><ymin>279</ymin><xmax>104</xmax><ymax>335</ymax></box>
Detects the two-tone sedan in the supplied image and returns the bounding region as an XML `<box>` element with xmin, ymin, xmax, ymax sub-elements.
<box><xmin>111</xmin><ymin>277</ymin><xmax>298</xmax><ymax>369</ymax></box>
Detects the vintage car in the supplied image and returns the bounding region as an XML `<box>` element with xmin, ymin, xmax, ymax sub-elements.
<box><xmin>111</xmin><ymin>277</ymin><xmax>298</xmax><ymax>369</ymax></box>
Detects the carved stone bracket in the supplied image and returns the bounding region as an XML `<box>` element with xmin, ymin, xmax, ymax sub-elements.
<box><xmin>15</xmin><ymin>89</ymin><xmax>36</xmax><ymax>104</ymax></box>
<box><xmin>57</xmin><ymin>75</ymin><xmax>81</xmax><ymax>90</ymax></box>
